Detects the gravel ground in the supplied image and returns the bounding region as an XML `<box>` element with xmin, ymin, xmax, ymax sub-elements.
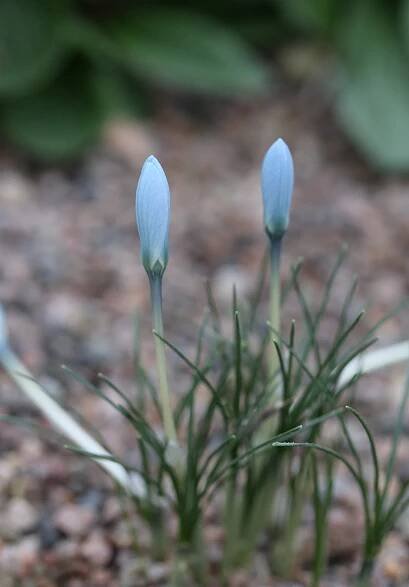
<box><xmin>0</xmin><ymin>79</ymin><xmax>409</xmax><ymax>585</ymax></box>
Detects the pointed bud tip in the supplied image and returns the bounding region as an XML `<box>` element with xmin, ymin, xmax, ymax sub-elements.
<box><xmin>274</xmin><ymin>137</ymin><xmax>286</xmax><ymax>148</ymax></box>
<box><xmin>265</xmin><ymin>138</ymin><xmax>291</xmax><ymax>160</ymax></box>
<box><xmin>144</xmin><ymin>154</ymin><xmax>162</xmax><ymax>168</ymax></box>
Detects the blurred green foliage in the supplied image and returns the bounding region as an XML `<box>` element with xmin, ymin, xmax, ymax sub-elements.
<box><xmin>283</xmin><ymin>0</ymin><xmax>409</xmax><ymax>172</ymax></box>
<box><xmin>1</xmin><ymin>0</ymin><xmax>409</xmax><ymax>171</ymax></box>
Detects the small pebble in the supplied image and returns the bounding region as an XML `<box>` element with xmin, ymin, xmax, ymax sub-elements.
<box><xmin>1</xmin><ymin>498</ymin><xmax>39</xmax><ymax>539</ymax></box>
<box><xmin>82</xmin><ymin>529</ymin><xmax>112</xmax><ymax>566</ymax></box>
<box><xmin>53</xmin><ymin>503</ymin><xmax>95</xmax><ymax>537</ymax></box>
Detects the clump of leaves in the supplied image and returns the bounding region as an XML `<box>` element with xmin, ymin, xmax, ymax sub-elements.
<box><xmin>2</xmin><ymin>0</ymin><xmax>409</xmax><ymax>169</ymax></box>
<box><xmin>0</xmin><ymin>0</ymin><xmax>269</xmax><ymax>160</ymax></box>
<box><xmin>1</xmin><ymin>140</ymin><xmax>409</xmax><ymax>587</ymax></box>
<box><xmin>277</xmin><ymin>0</ymin><xmax>409</xmax><ymax>171</ymax></box>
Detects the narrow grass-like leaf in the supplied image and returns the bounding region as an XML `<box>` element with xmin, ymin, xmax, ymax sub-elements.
<box><xmin>203</xmin><ymin>424</ymin><xmax>303</xmax><ymax>498</ymax></box>
<box><xmin>381</xmin><ymin>367</ymin><xmax>409</xmax><ymax>506</ymax></box>
<box><xmin>345</xmin><ymin>406</ymin><xmax>380</xmax><ymax>498</ymax></box>
<box><xmin>153</xmin><ymin>330</ymin><xmax>230</xmax><ymax>422</ymax></box>
<box><xmin>233</xmin><ymin>308</ymin><xmax>243</xmax><ymax>419</ymax></box>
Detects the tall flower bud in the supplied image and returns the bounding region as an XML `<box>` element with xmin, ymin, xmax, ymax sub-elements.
<box><xmin>261</xmin><ymin>138</ymin><xmax>294</xmax><ymax>241</ymax></box>
<box><xmin>135</xmin><ymin>155</ymin><xmax>170</xmax><ymax>278</ymax></box>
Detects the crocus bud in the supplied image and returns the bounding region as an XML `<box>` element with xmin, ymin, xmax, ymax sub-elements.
<box><xmin>135</xmin><ymin>155</ymin><xmax>170</xmax><ymax>278</ymax></box>
<box><xmin>261</xmin><ymin>138</ymin><xmax>294</xmax><ymax>240</ymax></box>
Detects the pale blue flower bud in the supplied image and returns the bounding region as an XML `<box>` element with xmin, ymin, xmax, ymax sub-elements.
<box><xmin>135</xmin><ymin>156</ymin><xmax>171</xmax><ymax>277</ymax></box>
<box><xmin>0</xmin><ymin>304</ymin><xmax>9</xmax><ymax>355</ymax></box>
<box><xmin>261</xmin><ymin>138</ymin><xmax>294</xmax><ymax>240</ymax></box>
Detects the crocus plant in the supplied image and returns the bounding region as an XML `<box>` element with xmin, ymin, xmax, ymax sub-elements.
<box><xmin>136</xmin><ymin>155</ymin><xmax>177</xmax><ymax>445</ymax></box>
<box><xmin>1</xmin><ymin>138</ymin><xmax>409</xmax><ymax>587</ymax></box>
<box><xmin>261</xmin><ymin>138</ymin><xmax>294</xmax><ymax>338</ymax></box>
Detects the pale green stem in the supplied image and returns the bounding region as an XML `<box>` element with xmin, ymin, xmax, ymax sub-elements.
<box><xmin>355</xmin><ymin>558</ymin><xmax>375</xmax><ymax>587</ymax></box>
<box><xmin>150</xmin><ymin>275</ymin><xmax>177</xmax><ymax>443</ymax></box>
<box><xmin>223</xmin><ymin>469</ymin><xmax>240</xmax><ymax>571</ymax></box>
<box><xmin>269</xmin><ymin>237</ymin><xmax>282</xmax><ymax>337</ymax></box>
<box><xmin>269</xmin><ymin>236</ymin><xmax>282</xmax><ymax>397</ymax></box>
<box><xmin>274</xmin><ymin>457</ymin><xmax>311</xmax><ymax>577</ymax></box>
<box><xmin>171</xmin><ymin>522</ymin><xmax>206</xmax><ymax>586</ymax></box>
<box><xmin>252</xmin><ymin>236</ymin><xmax>283</xmax><ymax>441</ymax></box>
<box><xmin>234</xmin><ymin>237</ymin><xmax>283</xmax><ymax>566</ymax></box>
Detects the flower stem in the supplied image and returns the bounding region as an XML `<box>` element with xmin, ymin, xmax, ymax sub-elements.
<box><xmin>172</xmin><ymin>520</ymin><xmax>206</xmax><ymax>586</ymax></box>
<box><xmin>150</xmin><ymin>274</ymin><xmax>177</xmax><ymax>443</ymax></box>
<box><xmin>274</xmin><ymin>457</ymin><xmax>310</xmax><ymax>577</ymax></box>
<box><xmin>269</xmin><ymin>237</ymin><xmax>282</xmax><ymax>336</ymax></box>
<box><xmin>355</xmin><ymin>558</ymin><xmax>375</xmax><ymax>587</ymax></box>
<box><xmin>269</xmin><ymin>236</ymin><xmax>282</xmax><ymax>395</ymax></box>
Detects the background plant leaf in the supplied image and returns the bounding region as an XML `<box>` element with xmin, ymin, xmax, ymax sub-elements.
<box><xmin>1</xmin><ymin>66</ymin><xmax>104</xmax><ymax>160</ymax></box>
<box><xmin>92</xmin><ymin>68</ymin><xmax>144</xmax><ymax>119</ymax></box>
<box><xmin>402</xmin><ymin>0</ymin><xmax>409</xmax><ymax>53</ymax></box>
<box><xmin>335</xmin><ymin>1</ymin><xmax>409</xmax><ymax>171</ymax></box>
<box><xmin>277</xmin><ymin>0</ymin><xmax>340</xmax><ymax>35</ymax></box>
<box><xmin>0</xmin><ymin>0</ymin><xmax>67</xmax><ymax>97</ymax></box>
<box><xmin>107</xmin><ymin>9</ymin><xmax>270</xmax><ymax>96</ymax></box>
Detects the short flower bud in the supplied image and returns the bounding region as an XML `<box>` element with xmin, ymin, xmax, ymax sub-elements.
<box><xmin>261</xmin><ymin>138</ymin><xmax>294</xmax><ymax>240</ymax></box>
<box><xmin>135</xmin><ymin>156</ymin><xmax>171</xmax><ymax>277</ymax></box>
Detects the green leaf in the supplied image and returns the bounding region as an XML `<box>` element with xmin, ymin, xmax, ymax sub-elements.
<box><xmin>92</xmin><ymin>68</ymin><xmax>144</xmax><ymax>119</ymax></box>
<box><xmin>403</xmin><ymin>0</ymin><xmax>409</xmax><ymax>50</ymax></box>
<box><xmin>59</xmin><ymin>13</ymin><xmax>120</xmax><ymax>61</ymax></box>
<box><xmin>336</xmin><ymin>2</ymin><xmax>409</xmax><ymax>171</ymax></box>
<box><xmin>1</xmin><ymin>67</ymin><xmax>104</xmax><ymax>160</ymax></box>
<box><xmin>108</xmin><ymin>10</ymin><xmax>270</xmax><ymax>96</ymax></box>
<box><xmin>278</xmin><ymin>0</ymin><xmax>340</xmax><ymax>35</ymax></box>
<box><xmin>0</xmin><ymin>0</ymin><xmax>67</xmax><ymax>96</ymax></box>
